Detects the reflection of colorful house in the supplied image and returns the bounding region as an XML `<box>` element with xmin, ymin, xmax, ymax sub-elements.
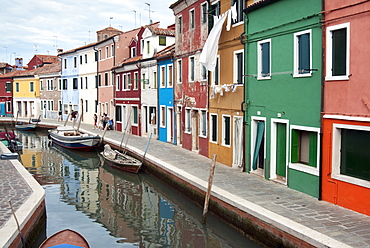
<box><xmin>170</xmin><ymin>0</ymin><xmax>209</xmax><ymax>156</ymax></box>
<box><xmin>207</xmin><ymin>0</ymin><xmax>245</xmax><ymax>168</ymax></box>
<box><xmin>157</xmin><ymin>44</ymin><xmax>175</xmax><ymax>143</ymax></box>
<box><xmin>243</xmin><ymin>0</ymin><xmax>322</xmax><ymax>197</ymax></box>
<box><xmin>321</xmin><ymin>1</ymin><xmax>370</xmax><ymax>215</ymax></box>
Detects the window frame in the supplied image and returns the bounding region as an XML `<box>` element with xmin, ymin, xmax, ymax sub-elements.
<box><xmin>201</xmin><ymin>2</ymin><xmax>208</xmax><ymax>24</ymax></box>
<box><xmin>331</xmin><ymin>123</ymin><xmax>370</xmax><ymax>188</ymax></box>
<box><xmin>289</xmin><ymin>125</ymin><xmax>320</xmax><ymax>176</ymax></box>
<box><xmin>177</xmin><ymin>59</ymin><xmax>182</xmax><ymax>84</ymax></box>
<box><xmin>200</xmin><ymin>109</ymin><xmax>207</xmax><ymax>137</ymax></box>
<box><xmin>232</xmin><ymin>0</ymin><xmax>245</xmax><ymax>25</ymax></box>
<box><xmin>160</xmin><ymin>65</ymin><xmax>166</xmax><ymax>88</ymax></box>
<box><xmin>167</xmin><ymin>64</ymin><xmax>173</xmax><ymax>88</ymax></box>
<box><xmin>326</xmin><ymin>22</ymin><xmax>350</xmax><ymax>81</ymax></box>
<box><xmin>132</xmin><ymin>105</ymin><xmax>139</xmax><ymax>126</ymax></box>
<box><xmin>29</xmin><ymin>82</ymin><xmax>34</xmax><ymax>92</ymax></box>
<box><xmin>189</xmin><ymin>56</ymin><xmax>195</xmax><ymax>82</ymax></box>
<box><xmin>185</xmin><ymin>108</ymin><xmax>191</xmax><ymax>134</ymax></box>
<box><xmin>222</xmin><ymin>114</ymin><xmax>231</xmax><ymax>147</ymax></box>
<box><xmin>116</xmin><ymin>75</ymin><xmax>120</xmax><ymax>91</ymax></box>
<box><xmin>294</xmin><ymin>29</ymin><xmax>312</xmax><ymax>77</ymax></box>
<box><xmin>190</xmin><ymin>8</ymin><xmax>195</xmax><ymax>29</ymax></box>
<box><xmin>210</xmin><ymin>113</ymin><xmax>218</xmax><ymax>143</ymax></box>
<box><xmin>257</xmin><ymin>39</ymin><xmax>271</xmax><ymax>80</ymax></box>
<box><xmin>160</xmin><ymin>105</ymin><xmax>166</xmax><ymax>128</ymax></box>
<box><xmin>212</xmin><ymin>56</ymin><xmax>220</xmax><ymax>85</ymax></box>
<box><xmin>234</xmin><ymin>49</ymin><xmax>244</xmax><ymax>84</ymax></box>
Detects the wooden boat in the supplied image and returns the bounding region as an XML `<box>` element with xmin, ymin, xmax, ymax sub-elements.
<box><xmin>39</xmin><ymin>229</ymin><xmax>90</xmax><ymax>248</ymax></box>
<box><xmin>100</xmin><ymin>144</ymin><xmax>142</xmax><ymax>173</ymax></box>
<box><xmin>48</xmin><ymin>126</ymin><xmax>100</xmax><ymax>152</ymax></box>
<box><xmin>15</xmin><ymin>116</ymin><xmax>40</xmax><ymax>131</ymax></box>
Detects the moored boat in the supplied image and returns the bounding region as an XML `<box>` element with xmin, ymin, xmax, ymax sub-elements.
<box><xmin>48</xmin><ymin>126</ymin><xmax>100</xmax><ymax>152</ymax></box>
<box><xmin>100</xmin><ymin>144</ymin><xmax>142</xmax><ymax>173</ymax></box>
<box><xmin>39</xmin><ymin>229</ymin><xmax>90</xmax><ymax>248</ymax></box>
<box><xmin>15</xmin><ymin>122</ymin><xmax>37</xmax><ymax>131</ymax></box>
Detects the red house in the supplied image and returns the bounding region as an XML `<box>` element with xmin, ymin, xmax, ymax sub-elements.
<box><xmin>27</xmin><ymin>55</ymin><xmax>59</xmax><ymax>70</ymax></box>
<box><xmin>0</xmin><ymin>70</ymin><xmax>24</xmax><ymax>116</ymax></box>
<box><xmin>321</xmin><ymin>0</ymin><xmax>370</xmax><ymax>215</ymax></box>
<box><xmin>170</xmin><ymin>0</ymin><xmax>209</xmax><ymax>156</ymax></box>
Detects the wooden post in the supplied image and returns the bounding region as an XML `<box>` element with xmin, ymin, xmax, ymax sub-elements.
<box><xmin>202</xmin><ymin>154</ymin><xmax>217</xmax><ymax>224</ymax></box>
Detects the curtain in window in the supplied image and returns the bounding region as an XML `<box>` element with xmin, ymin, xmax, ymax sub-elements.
<box><xmin>252</xmin><ymin>121</ymin><xmax>265</xmax><ymax>170</ymax></box>
<box><xmin>234</xmin><ymin>117</ymin><xmax>243</xmax><ymax>168</ymax></box>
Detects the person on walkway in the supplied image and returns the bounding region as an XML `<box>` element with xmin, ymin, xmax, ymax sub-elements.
<box><xmin>58</xmin><ymin>110</ymin><xmax>62</xmax><ymax>121</ymax></box>
<box><xmin>93</xmin><ymin>114</ymin><xmax>98</xmax><ymax>129</ymax></box>
<box><xmin>71</xmin><ymin>111</ymin><xmax>77</xmax><ymax>123</ymax></box>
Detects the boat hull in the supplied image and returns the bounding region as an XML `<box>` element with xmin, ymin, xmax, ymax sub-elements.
<box><xmin>15</xmin><ymin>124</ymin><xmax>37</xmax><ymax>131</ymax></box>
<box><xmin>48</xmin><ymin>130</ymin><xmax>100</xmax><ymax>152</ymax></box>
<box><xmin>39</xmin><ymin>229</ymin><xmax>90</xmax><ymax>248</ymax></box>
<box><xmin>100</xmin><ymin>151</ymin><xmax>142</xmax><ymax>174</ymax></box>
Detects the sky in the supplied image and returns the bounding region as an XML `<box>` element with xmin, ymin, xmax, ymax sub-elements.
<box><xmin>0</xmin><ymin>0</ymin><xmax>175</xmax><ymax>65</ymax></box>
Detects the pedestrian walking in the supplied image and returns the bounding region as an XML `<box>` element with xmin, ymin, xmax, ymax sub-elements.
<box><xmin>93</xmin><ymin>114</ymin><xmax>98</xmax><ymax>129</ymax></box>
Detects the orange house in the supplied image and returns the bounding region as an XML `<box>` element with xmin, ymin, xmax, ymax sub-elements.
<box><xmin>321</xmin><ymin>0</ymin><xmax>370</xmax><ymax>215</ymax></box>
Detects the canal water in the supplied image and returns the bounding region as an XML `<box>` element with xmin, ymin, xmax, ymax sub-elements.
<box><xmin>16</xmin><ymin>130</ymin><xmax>262</xmax><ymax>248</ymax></box>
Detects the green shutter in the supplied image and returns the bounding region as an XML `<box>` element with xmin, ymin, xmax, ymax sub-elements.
<box><xmin>309</xmin><ymin>132</ymin><xmax>318</xmax><ymax>167</ymax></box>
<box><xmin>291</xmin><ymin>129</ymin><xmax>298</xmax><ymax>163</ymax></box>
<box><xmin>276</xmin><ymin>123</ymin><xmax>287</xmax><ymax>177</ymax></box>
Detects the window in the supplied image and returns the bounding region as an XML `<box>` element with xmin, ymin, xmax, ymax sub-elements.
<box><xmin>85</xmin><ymin>100</ymin><xmax>88</xmax><ymax>112</ymax></box>
<box><xmin>85</xmin><ymin>54</ymin><xmax>88</xmax><ymax>63</ymax></box>
<box><xmin>177</xmin><ymin>59</ymin><xmax>182</xmax><ymax>83</ymax></box>
<box><xmin>210</xmin><ymin>113</ymin><xmax>218</xmax><ymax>143</ymax></box>
<box><xmin>116</xmin><ymin>105</ymin><xmax>122</xmax><ymax>122</ymax></box>
<box><xmin>80</xmin><ymin>77</ymin><xmax>83</xmax><ymax>89</ymax></box>
<box><xmin>98</xmin><ymin>74</ymin><xmax>102</xmax><ymax>86</ymax></box>
<box><xmin>131</xmin><ymin>47</ymin><xmax>136</xmax><ymax>57</ymax></box>
<box><xmin>294</xmin><ymin>30</ymin><xmax>312</xmax><ymax>77</ymax></box>
<box><xmin>111</xmin><ymin>44</ymin><xmax>114</xmax><ymax>57</ymax></box>
<box><xmin>190</xmin><ymin>9</ymin><xmax>195</xmax><ymax>29</ymax></box>
<box><xmin>257</xmin><ymin>39</ymin><xmax>271</xmax><ymax>79</ymax></box>
<box><xmin>74</xmin><ymin>57</ymin><xmax>77</xmax><ymax>68</ymax></box>
<box><xmin>332</xmin><ymin>125</ymin><xmax>370</xmax><ymax>184</ymax></box>
<box><xmin>134</xmin><ymin>72</ymin><xmax>139</xmax><ymax>89</ymax></box>
<box><xmin>160</xmin><ymin>66</ymin><xmax>166</xmax><ymax>87</ymax></box>
<box><xmin>142</xmin><ymin>74</ymin><xmax>146</xmax><ymax>89</ymax></box>
<box><xmin>178</xmin><ymin>16</ymin><xmax>182</xmax><ymax>34</ymax></box>
<box><xmin>213</xmin><ymin>57</ymin><xmax>220</xmax><ymax>85</ymax></box>
<box><xmin>200</xmin><ymin>110</ymin><xmax>207</xmax><ymax>137</ymax></box>
<box><xmin>132</xmin><ymin>106</ymin><xmax>138</xmax><ymax>125</ymax></box>
<box><xmin>106</xmin><ymin>46</ymin><xmax>109</xmax><ymax>58</ymax></box>
<box><xmin>291</xmin><ymin>129</ymin><xmax>318</xmax><ymax>167</ymax></box>
<box><xmin>185</xmin><ymin>108</ymin><xmax>191</xmax><ymax>133</ymax></box>
<box><xmin>159</xmin><ymin>36</ymin><xmax>166</xmax><ymax>46</ymax></box>
<box><xmin>147</xmin><ymin>41</ymin><xmax>150</xmax><ymax>54</ymax></box>
<box><xmin>99</xmin><ymin>49</ymin><xmax>102</xmax><ymax>60</ymax></box>
<box><xmin>85</xmin><ymin>77</ymin><xmax>88</xmax><ymax>89</ymax></box>
<box><xmin>123</xmin><ymin>74</ymin><xmax>127</xmax><ymax>90</ymax></box>
<box><xmin>160</xmin><ymin>106</ymin><xmax>166</xmax><ymax>127</ymax></box>
<box><xmin>6</xmin><ymin>101</ymin><xmax>11</xmax><ymax>112</ymax></box>
<box><xmin>168</xmin><ymin>65</ymin><xmax>173</xmax><ymax>87</ymax></box>
<box><xmin>153</xmin><ymin>71</ymin><xmax>157</xmax><ymax>89</ymax></box>
<box><xmin>232</xmin><ymin>0</ymin><xmax>245</xmax><ymax>24</ymax></box>
<box><xmin>189</xmin><ymin>56</ymin><xmax>195</xmax><ymax>82</ymax></box>
<box><xmin>5</xmin><ymin>82</ymin><xmax>11</xmax><ymax>92</ymax></box>
<box><xmin>104</xmin><ymin>73</ymin><xmax>108</xmax><ymax>86</ymax></box>
<box><xmin>64</xmin><ymin>59</ymin><xmax>67</xmax><ymax>69</ymax></box>
<box><xmin>326</xmin><ymin>23</ymin><xmax>350</xmax><ymax>80</ymax></box>
<box><xmin>30</xmin><ymin>82</ymin><xmax>34</xmax><ymax>92</ymax></box>
<box><xmin>58</xmin><ymin>79</ymin><xmax>62</xmax><ymax>90</ymax></box>
<box><xmin>116</xmin><ymin>75</ymin><xmax>120</xmax><ymax>90</ymax></box>
<box><xmin>201</xmin><ymin>65</ymin><xmax>207</xmax><ymax>81</ymax></box>
<box><xmin>234</xmin><ymin>50</ymin><xmax>244</xmax><ymax>84</ymax></box>
<box><xmin>95</xmin><ymin>51</ymin><xmax>98</xmax><ymax>61</ymax></box>
<box><xmin>209</xmin><ymin>1</ymin><xmax>220</xmax><ymax>28</ymax></box>
<box><xmin>222</xmin><ymin>115</ymin><xmax>231</xmax><ymax>146</ymax></box>
<box><xmin>202</xmin><ymin>2</ymin><xmax>208</xmax><ymax>24</ymax></box>
<box><xmin>80</xmin><ymin>55</ymin><xmax>83</xmax><ymax>64</ymax></box>
<box><xmin>127</xmin><ymin>74</ymin><xmax>131</xmax><ymax>89</ymax></box>
<box><xmin>73</xmin><ymin>78</ymin><xmax>78</xmax><ymax>89</ymax></box>
<box><xmin>48</xmin><ymin>79</ymin><xmax>54</xmax><ymax>90</ymax></box>
<box><xmin>62</xmin><ymin>79</ymin><xmax>67</xmax><ymax>90</ymax></box>
<box><xmin>15</xmin><ymin>82</ymin><xmax>19</xmax><ymax>92</ymax></box>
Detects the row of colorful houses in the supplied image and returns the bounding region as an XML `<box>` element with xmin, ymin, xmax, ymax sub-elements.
<box><xmin>1</xmin><ymin>0</ymin><xmax>370</xmax><ymax>216</ymax></box>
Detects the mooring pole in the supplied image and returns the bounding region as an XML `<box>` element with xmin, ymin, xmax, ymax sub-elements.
<box><xmin>201</xmin><ymin>154</ymin><xmax>217</xmax><ymax>224</ymax></box>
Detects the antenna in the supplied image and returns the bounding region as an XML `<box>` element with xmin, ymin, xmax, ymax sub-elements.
<box><xmin>145</xmin><ymin>2</ymin><xmax>154</xmax><ymax>24</ymax></box>
<box><xmin>34</xmin><ymin>43</ymin><xmax>38</xmax><ymax>52</ymax></box>
<box><xmin>109</xmin><ymin>17</ymin><xmax>113</xmax><ymax>27</ymax></box>
<box><xmin>53</xmin><ymin>36</ymin><xmax>58</xmax><ymax>48</ymax></box>
<box><xmin>133</xmin><ymin>10</ymin><xmax>137</xmax><ymax>28</ymax></box>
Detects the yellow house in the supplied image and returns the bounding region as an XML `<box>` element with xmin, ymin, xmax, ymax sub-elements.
<box><xmin>208</xmin><ymin>0</ymin><xmax>245</xmax><ymax>168</ymax></box>
<box><xmin>13</xmin><ymin>72</ymin><xmax>41</xmax><ymax>118</ymax></box>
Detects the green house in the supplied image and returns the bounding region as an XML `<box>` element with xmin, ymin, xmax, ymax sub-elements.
<box><xmin>243</xmin><ymin>0</ymin><xmax>322</xmax><ymax>198</ymax></box>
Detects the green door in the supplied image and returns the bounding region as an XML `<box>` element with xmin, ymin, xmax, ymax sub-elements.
<box><xmin>276</xmin><ymin>123</ymin><xmax>287</xmax><ymax>177</ymax></box>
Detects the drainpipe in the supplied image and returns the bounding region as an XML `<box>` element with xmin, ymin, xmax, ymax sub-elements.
<box><xmin>113</xmin><ymin>35</ymin><xmax>119</xmax><ymax>130</ymax></box>
<box><xmin>93</xmin><ymin>45</ymin><xmax>99</xmax><ymax>116</ymax></box>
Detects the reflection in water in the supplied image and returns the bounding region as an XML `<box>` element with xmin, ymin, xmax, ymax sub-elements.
<box><xmin>17</xmin><ymin>130</ymin><xmax>261</xmax><ymax>248</ymax></box>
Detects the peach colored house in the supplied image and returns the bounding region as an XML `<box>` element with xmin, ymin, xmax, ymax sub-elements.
<box><xmin>321</xmin><ymin>0</ymin><xmax>370</xmax><ymax>215</ymax></box>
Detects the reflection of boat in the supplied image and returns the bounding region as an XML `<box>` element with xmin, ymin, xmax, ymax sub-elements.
<box><xmin>48</xmin><ymin>126</ymin><xmax>100</xmax><ymax>152</ymax></box>
<box><xmin>51</xmin><ymin>143</ymin><xmax>100</xmax><ymax>169</ymax></box>
<box><xmin>0</xmin><ymin>131</ymin><xmax>23</xmax><ymax>151</ymax></box>
<box><xmin>100</xmin><ymin>144</ymin><xmax>142</xmax><ymax>173</ymax></box>
<box><xmin>39</xmin><ymin>229</ymin><xmax>90</xmax><ymax>248</ymax></box>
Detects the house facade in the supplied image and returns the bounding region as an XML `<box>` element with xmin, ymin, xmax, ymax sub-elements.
<box><xmin>244</xmin><ymin>0</ymin><xmax>322</xmax><ymax>197</ymax></box>
<box><xmin>28</xmin><ymin>55</ymin><xmax>58</xmax><ymax>70</ymax></box>
<box><xmin>170</xmin><ymin>0</ymin><xmax>209</xmax><ymax>157</ymax></box>
<box><xmin>207</xmin><ymin>0</ymin><xmax>245</xmax><ymax>168</ymax></box>
<box><xmin>157</xmin><ymin>45</ymin><xmax>175</xmax><ymax>143</ymax></box>
<box><xmin>321</xmin><ymin>0</ymin><xmax>370</xmax><ymax>215</ymax></box>
<box><xmin>0</xmin><ymin>70</ymin><xmax>24</xmax><ymax>116</ymax></box>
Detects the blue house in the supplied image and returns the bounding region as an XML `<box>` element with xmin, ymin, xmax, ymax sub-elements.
<box><xmin>59</xmin><ymin>51</ymin><xmax>80</xmax><ymax>121</ymax></box>
<box><xmin>156</xmin><ymin>45</ymin><xmax>175</xmax><ymax>144</ymax></box>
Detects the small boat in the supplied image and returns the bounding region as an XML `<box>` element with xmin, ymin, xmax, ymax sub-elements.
<box><xmin>39</xmin><ymin>229</ymin><xmax>90</xmax><ymax>248</ymax></box>
<box><xmin>0</xmin><ymin>131</ymin><xmax>23</xmax><ymax>152</ymax></box>
<box><xmin>15</xmin><ymin>116</ymin><xmax>40</xmax><ymax>131</ymax></box>
<box><xmin>48</xmin><ymin>126</ymin><xmax>100</xmax><ymax>152</ymax></box>
<box><xmin>100</xmin><ymin>144</ymin><xmax>142</xmax><ymax>173</ymax></box>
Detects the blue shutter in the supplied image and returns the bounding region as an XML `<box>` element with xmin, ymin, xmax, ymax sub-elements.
<box><xmin>299</xmin><ymin>33</ymin><xmax>310</xmax><ymax>74</ymax></box>
<box><xmin>261</xmin><ymin>42</ymin><xmax>270</xmax><ymax>77</ymax></box>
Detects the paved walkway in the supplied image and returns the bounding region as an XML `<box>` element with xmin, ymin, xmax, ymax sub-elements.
<box><xmin>2</xmin><ymin>118</ymin><xmax>370</xmax><ymax>247</ymax></box>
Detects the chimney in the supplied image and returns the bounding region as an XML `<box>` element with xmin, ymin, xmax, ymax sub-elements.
<box><xmin>15</xmin><ymin>58</ymin><xmax>23</xmax><ymax>71</ymax></box>
<box><xmin>57</xmin><ymin>49</ymin><xmax>63</xmax><ymax>54</ymax></box>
